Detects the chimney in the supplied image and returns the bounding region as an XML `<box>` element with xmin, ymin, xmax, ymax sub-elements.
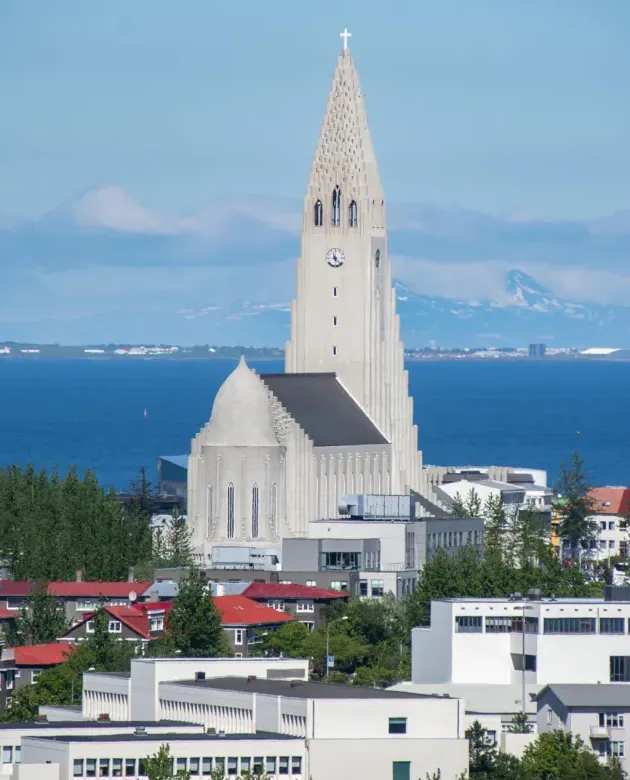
<box><xmin>97</xmin><ymin>713</ymin><xmax>110</xmax><ymax>722</ymax></box>
<box><xmin>36</xmin><ymin>714</ymin><xmax>48</xmax><ymax>723</ymax></box>
<box><xmin>128</xmin><ymin>568</ymin><xmax>135</xmax><ymax>584</ymax></box>
<box><xmin>247</xmin><ymin>675</ymin><xmax>257</xmax><ymax>682</ymax></box>
<box><xmin>75</xmin><ymin>569</ymin><xmax>83</xmax><ymax>583</ymax></box>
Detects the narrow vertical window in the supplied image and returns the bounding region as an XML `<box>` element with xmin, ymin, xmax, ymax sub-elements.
<box><xmin>332</xmin><ymin>346</ymin><xmax>337</xmax><ymax>356</ymax></box>
<box><xmin>349</xmin><ymin>200</ymin><xmax>357</xmax><ymax>227</ymax></box>
<box><xmin>332</xmin><ymin>186</ymin><xmax>341</xmax><ymax>227</ymax></box>
<box><xmin>314</xmin><ymin>200</ymin><xmax>323</xmax><ymax>226</ymax></box>
<box><xmin>227</xmin><ymin>483</ymin><xmax>235</xmax><ymax>538</ymax></box>
<box><xmin>333</xmin><ymin>316</ymin><xmax>338</xmax><ymax>326</ymax></box>
<box><xmin>251</xmin><ymin>484</ymin><xmax>259</xmax><ymax>539</ymax></box>
<box><xmin>333</xmin><ymin>287</ymin><xmax>338</xmax><ymax>297</ymax></box>
<box><xmin>206</xmin><ymin>484</ymin><xmax>213</xmax><ymax>538</ymax></box>
<box><xmin>375</xmin><ymin>249</ymin><xmax>381</xmax><ymax>268</ymax></box>
<box><xmin>271</xmin><ymin>483</ymin><xmax>278</xmax><ymax>528</ymax></box>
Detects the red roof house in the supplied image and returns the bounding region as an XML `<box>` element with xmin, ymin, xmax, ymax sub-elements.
<box><xmin>242</xmin><ymin>583</ymin><xmax>349</xmax><ymax>601</ymax></box>
<box><xmin>589</xmin><ymin>487</ymin><xmax>630</xmax><ymax>516</ymax></box>
<box><xmin>213</xmin><ymin>595</ymin><xmax>294</xmax><ymax>627</ymax></box>
<box><xmin>12</xmin><ymin>642</ymin><xmax>74</xmax><ymax>667</ymax></box>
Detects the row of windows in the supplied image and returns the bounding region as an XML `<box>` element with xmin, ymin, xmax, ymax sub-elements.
<box><xmin>427</xmin><ymin>530</ymin><xmax>482</xmax><ymax>550</ymax></box>
<box><xmin>610</xmin><ymin>656</ymin><xmax>630</xmax><ymax>682</ymax></box>
<box><xmin>599</xmin><ymin>712</ymin><xmax>625</xmax><ymax>728</ymax></box>
<box><xmin>594</xmin><ymin>741</ymin><xmax>625</xmax><ymax>758</ymax></box>
<box><xmin>314</xmin><ymin>189</ymin><xmax>358</xmax><ymax>228</ymax></box>
<box><xmin>454</xmin><ymin>615</ymin><xmax>630</xmax><ymax>634</ymax></box>
<box><xmin>72</xmin><ymin>755</ymin><xmax>303</xmax><ymax>777</ymax></box>
<box><xmin>358</xmin><ymin>579</ymin><xmax>385</xmax><ymax>598</ymax></box>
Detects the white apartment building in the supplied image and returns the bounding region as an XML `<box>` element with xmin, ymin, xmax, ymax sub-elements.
<box><xmin>0</xmin><ymin>720</ymin><xmax>203</xmax><ymax>777</ymax></box>
<box><xmin>412</xmin><ymin>598</ymin><xmax>630</xmax><ymax>687</ymax></box>
<box><xmin>536</xmin><ymin>684</ymin><xmax>630</xmax><ymax>773</ymax></box>
<box><xmin>582</xmin><ymin>487</ymin><xmax>630</xmax><ymax>565</ymax></box>
<box><xmin>439</xmin><ymin>479</ymin><xmax>552</xmax><ymax>513</ymax></box>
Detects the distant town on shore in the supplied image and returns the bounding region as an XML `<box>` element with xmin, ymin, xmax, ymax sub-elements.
<box><xmin>1</xmin><ymin>342</ymin><xmax>630</xmax><ymax>361</ymax></box>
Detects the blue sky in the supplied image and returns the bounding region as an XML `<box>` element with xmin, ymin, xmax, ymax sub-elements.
<box><xmin>1</xmin><ymin>0</ymin><xmax>629</xmax><ymax>220</ymax></box>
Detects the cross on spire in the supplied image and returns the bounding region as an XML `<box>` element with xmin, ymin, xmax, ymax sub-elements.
<box><xmin>340</xmin><ymin>28</ymin><xmax>352</xmax><ymax>51</ymax></box>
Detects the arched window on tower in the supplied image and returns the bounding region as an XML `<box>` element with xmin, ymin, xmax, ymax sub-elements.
<box><xmin>314</xmin><ymin>200</ymin><xmax>323</xmax><ymax>227</ymax></box>
<box><xmin>349</xmin><ymin>200</ymin><xmax>357</xmax><ymax>227</ymax></box>
<box><xmin>227</xmin><ymin>483</ymin><xmax>235</xmax><ymax>538</ymax></box>
<box><xmin>332</xmin><ymin>186</ymin><xmax>341</xmax><ymax>227</ymax></box>
<box><xmin>251</xmin><ymin>484</ymin><xmax>259</xmax><ymax>539</ymax></box>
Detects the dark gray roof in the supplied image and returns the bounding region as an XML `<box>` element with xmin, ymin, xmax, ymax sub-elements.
<box><xmin>506</xmin><ymin>473</ymin><xmax>534</xmax><ymax>484</ymax></box>
<box><xmin>537</xmin><ymin>685</ymin><xmax>630</xmax><ymax>708</ymax></box>
<box><xmin>260</xmin><ymin>373</ymin><xmax>388</xmax><ymax>447</ymax></box>
<box><xmin>0</xmin><ymin>720</ymin><xmax>197</xmax><ymax>730</ymax></box>
<box><xmin>35</xmin><ymin>731</ymin><xmax>298</xmax><ymax>743</ymax></box>
<box><xmin>175</xmin><ymin>677</ymin><xmax>436</xmax><ymax>700</ymax></box>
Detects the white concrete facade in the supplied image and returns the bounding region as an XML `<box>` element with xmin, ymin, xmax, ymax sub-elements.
<box><xmin>412</xmin><ymin>598</ymin><xmax>630</xmax><ymax>687</ymax></box>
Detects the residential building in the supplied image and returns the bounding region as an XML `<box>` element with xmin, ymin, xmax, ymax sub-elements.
<box><xmin>536</xmin><ymin>684</ymin><xmax>630</xmax><ymax>773</ymax></box>
<box><xmin>412</xmin><ymin>597</ymin><xmax>630</xmax><ymax>687</ymax></box>
<box><xmin>0</xmin><ymin>644</ymin><xmax>74</xmax><ymax>714</ymax></box>
<box><xmin>439</xmin><ymin>478</ymin><xmax>553</xmax><ymax>513</ymax></box>
<box><xmin>212</xmin><ymin>595</ymin><xmax>294</xmax><ymax>656</ymax></box>
<box><xmin>241</xmin><ymin>583</ymin><xmax>349</xmax><ymax>629</ymax></box>
<box><xmin>586</xmin><ymin>487</ymin><xmax>630</xmax><ymax>563</ymax></box>
<box><xmin>0</xmin><ymin>720</ymin><xmax>203</xmax><ymax>776</ymax></box>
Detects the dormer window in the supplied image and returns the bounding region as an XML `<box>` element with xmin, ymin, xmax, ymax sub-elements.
<box><xmin>332</xmin><ymin>186</ymin><xmax>341</xmax><ymax>227</ymax></box>
<box><xmin>349</xmin><ymin>200</ymin><xmax>357</xmax><ymax>227</ymax></box>
<box><xmin>314</xmin><ymin>200</ymin><xmax>323</xmax><ymax>227</ymax></box>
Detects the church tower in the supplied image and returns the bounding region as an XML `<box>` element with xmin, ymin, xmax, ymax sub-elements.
<box><xmin>285</xmin><ymin>31</ymin><xmax>422</xmax><ymax>493</ymax></box>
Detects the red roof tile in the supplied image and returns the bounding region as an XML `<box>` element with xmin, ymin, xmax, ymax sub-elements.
<box><xmin>242</xmin><ymin>582</ymin><xmax>349</xmax><ymax>600</ymax></box>
<box><xmin>13</xmin><ymin>642</ymin><xmax>74</xmax><ymax>667</ymax></box>
<box><xmin>589</xmin><ymin>487</ymin><xmax>630</xmax><ymax>516</ymax></box>
<box><xmin>0</xmin><ymin>608</ymin><xmax>17</xmax><ymax>620</ymax></box>
<box><xmin>213</xmin><ymin>595</ymin><xmax>294</xmax><ymax>626</ymax></box>
<box><xmin>63</xmin><ymin>605</ymin><xmax>151</xmax><ymax>640</ymax></box>
<box><xmin>0</xmin><ymin>581</ymin><xmax>33</xmax><ymax>597</ymax></box>
<box><xmin>47</xmin><ymin>582</ymin><xmax>152</xmax><ymax>598</ymax></box>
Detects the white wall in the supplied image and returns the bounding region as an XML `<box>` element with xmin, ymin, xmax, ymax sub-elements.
<box><xmin>309</xmin><ymin>520</ymin><xmax>411</xmax><ymax>571</ymax></box>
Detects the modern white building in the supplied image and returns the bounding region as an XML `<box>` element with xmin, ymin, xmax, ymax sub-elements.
<box><xmin>412</xmin><ymin>598</ymin><xmax>630</xmax><ymax>687</ymax></box>
<box><xmin>536</xmin><ymin>684</ymin><xmax>630</xmax><ymax>772</ymax></box>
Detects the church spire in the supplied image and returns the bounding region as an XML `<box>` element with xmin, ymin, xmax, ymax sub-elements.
<box><xmin>307</xmin><ymin>31</ymin><xmax>384</xmax><ymax>213</ymax></box>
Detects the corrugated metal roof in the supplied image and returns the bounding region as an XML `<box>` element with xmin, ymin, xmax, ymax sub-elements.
<box><xmin>538</xmin><ymin>684</ymin><xmax>630</xmax><ymax>708</ymax></box>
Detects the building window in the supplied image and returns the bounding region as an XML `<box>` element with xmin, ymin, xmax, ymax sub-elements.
<box><xmin>112</xmin><ymin>759</ymin><xmax>123</xmax><ymax>777</ymax></box>
<box><xmin>266</xmin><ymin>757</ymin><xmax>277</xmax><ymax>775</ymax></box>
<box><xmin>392</xmin><ymin>762</ymin><xmax>410</xmax><ymax>780</ymax></box>
<box><xmin>375</xmin><ymin>249</ymin><xmax>381</xmax><ymax>268</ymax></box>
<box><xmin>189</xmin><ymin>758</ymin><xmax>200</xmax><ymax>775</ymax></box>
<box><xmin>455</xmin><ymin>615</ymin><xmax>483</xmax><ymax>633</ymax></box>
<box><xmin>609</xmin><ymin>521</ymin><xmax>616</xmax><ymax>530</ymax></box>
<box><xmin>125</xmin><ymin>759</ymin><xmax>136</xmax><ymax>776</ymax></box>
<box><xmin>31</xmin><ymin>670</ymin><xmax>41</xmax><ymax>684</ymax></box>
<box><xmin>279</xmin><ymin>756</ymin><xmax>290</xmax><ymax>775</ymax></box>
<box><xmin>227</xmin><ymin>757</ymin><xmax>238</xmax><ymax>776</ymax></box>
<box><xmin>108</xmin><ymin>620</ymin><xmax>122</xmax><ymax>633</ymax></box>
<box><xmin>150</xmin><ymin>616</ymin><xmax>164</xmax><ymax>632</ymax></box>
<box><xmin>349</xmin><ymin>200</ymin><xmax>358</xmax><ymax>227</ymax></box>
<box><xmin>611</xmin><ymin>742</ymin><xmax>625</xmax><ymax>757</ymax></box>
<box><xmin>610</xmin><ymin>656</ymin><xmax>630</xmax><ymax>682</ymax></box>
<box><xmin>544</xmin><ymin>617</ymin><xmax>596</xmax><ymax>634</ymax></box>
<box><xmin>206</xmin><ymin>484</ymin><xmax>213</xmax><ymax>538</ymax></box>
<box><xmin>215</xmin><ymin>759</ymin><xmax>225</xmax><ymax>775</ymax></box>
<box><xmin>14</xmin><ymin>747</ymin><xmax>20</xmax><ymax>764</ymax></box>
<box><xmin>240</xmin><ymin>759</ymin><xmax>250</xmax><ymax>775</ymax></box>
<box><xmin>252</xmin><ymin>483</ymin><xmax>259</xmax><ymax>539</ymax></box>
<box><xmin>333</xmin><ymin>315</ymin><xmax>338</xmax><ymax>326</ymax></box>
<box><xmin>99</xmin><ymin>758</ymin><xmax>110</xmax><ymax>776</ymax></box>
<box><xmin>300</xmin><ymin>621</ymin><xmax>314</xmax><ymax>631</ymax></box>
<box><xmin>270</xmin><ymin>601</ymin><xmax>285</xmax><ymax>612</ymax></box>
<box><xmin>202</xmin><ymin>758</ymin><xmax>212</xmax><ymax>775</ymax></box>
<box><xmin>6</xmin><ymin>598</ymin><xmax>22</xmax><ymax>610</ymax></box>
<box><xmin>332</xmin><ymin>185</ymin><xmax>341</xmax><ymax>227</ymax></box>
<box><xmin>306</xmin><ymin>580</ymin><xmax>316</xmax><ymax>587</ymax></box>
<box><xmin>513</xmin><ymin>654</ymin><xmax>537</xmax><ymax>672</ymax></box>
<box><xmin>314</xmin><ymin>199</ymin><xmax>323</xmax><ymax>226</ymax></box>
<box><xmin>600</xmin><ymin>617</ymin><xmax>625</xmax><ymax>634</ymax></box>
<box><xmin>547</xmin><ymin>709</ymin><xmax>553</xmax><ymax>726</ymax></box>
<box><xmin>359</xmin><ymin>580</ymin><xmax>368</xmax><ymax>597</ymax></box>
<box><xmin>321</xmin><ymin>551</ymin><xmax>361</xmax><ymax>570</ymax></box>
<box><xmin>600</xmin><ymin>712</ymin><xmax>625</xmax><ymax>728</ymax></box>
<box><xmin>77</xmin><ymin>600</ymin><xmax>97</xmax><ymax>612</ymax></box>
<box><xmin>332</xmin><ymin>346</ymin><xmax>337</xmax><ymax>356</ymax></box>
<box><xmin>486</xmin><ymin>616</ymin><xmax>539</xmax><ymax>634</ymax></box>
<box><xmin>291</xmin><ymin>757</ymin><xmax>302</xmax><ymax>774</ymax></box>
<box><xmin>227</xmin><ymin>483</ymin><xmax>235</xmax><ymax>538</ymax></box>
<box><xmin>333</xmin><ymin>286</ymin><xmax>338</xmax><ymax>297</ymax></box>
<box><xmin>86</xmin><ymin>621</ymin><xmax>95</xmax><ymax>633</ymax></box>
<box><xmin>330</xmin><ymin>581</ymin><xmax>348</xmax><ymax>592</ymax></box>
<box><xmin>235</xmin><ymin>629</ymin><xmax>244</xmax><ymax>645</ymax></box>
<box><xmin>86</xmin><ymin>759</ymin><xmax>97</xmax><ymax>778</ymax></box>
<box><xmin>389</xmin><ymin>717</ymin><xmax>407</xmax><ymax>734</ymax></box>
<box><xmin>371</xmin><ymin>579</ymin><xmax>385</xmax><ymax>597</ymax></box>
<box><xmin>2</xmin><ymin>747</ymin><xmax>12</xmax><ymax>764</ymax></box>
<box><xmin>296</xmin><ymin>602</ymin><xmax>314</xmax><ymax>613</ymax></box>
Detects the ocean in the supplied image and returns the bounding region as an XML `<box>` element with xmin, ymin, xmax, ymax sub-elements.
<box><xmin>0</xmin><ymin>358</ymin><xmax>627</xmax><ymax>491</ymax></box>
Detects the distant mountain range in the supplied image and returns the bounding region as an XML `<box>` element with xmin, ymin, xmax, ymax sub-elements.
<box><xmin>2</xmin><ymin>186</ymin><xmax>630</xmax><ymax>347</ymax></box>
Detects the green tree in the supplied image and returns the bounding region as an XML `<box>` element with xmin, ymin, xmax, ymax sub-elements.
<box><xmin>507</xmin><ymin>711</ymin><xmax>532</xmax><ymax>734</ymax></box>
<box><xmin>554</xmin><ymin>453</ymin><xmax>597</xmax><ymax>562</ymax></box>
<box><xmin>8</xmin><ymin>583</ymin><xmax>68</xmax><ymax>646</ymax></box>
<box><xmin>165</xmin><ymin>508</ymin><xmax>195</xmax><ymax>568</ymax></box>
<box><xmin>520</xmin><ymin>730</ymin><xmax>619</xmax><ymax>779</ymax></box>
<box><xmin>145</xmin><ymin>744</ymin><xmax>190</xmax><ymax>780</ymax></box>
<box><xmin>483</xmin><ymin>494</ymin><xmax>508</xmax><ymax>561</ymax></box>
<box><xmin>451</xmin><ymin>492</ymin><xmax>467</xmax><ymax>517</ymax></box>
<box><xmin>166</xmin><ymin>569</ymin><xmax>232</xmax><ymax>657</ymax></box>
<box><xmin>465</xmin><ymin>488</ymin><xmax>483</xmax><ymax>518</ymax></box>
<box><xmin>509</xmin><ymin>501</ymin><xmax>550</xmax><ymax>570</ymax></box>
<box><xmin>466</xmin><ymin>720</ymin><xmax>497</xmax><ymax>775</ymax></box>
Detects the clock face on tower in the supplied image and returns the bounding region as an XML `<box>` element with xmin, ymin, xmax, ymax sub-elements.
<box><xmin>327</xmin><ymin>248</ymin><xmax>345</xmax><ymax>268</ymax></box>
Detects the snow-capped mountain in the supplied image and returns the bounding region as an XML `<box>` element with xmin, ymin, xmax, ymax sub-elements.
<box><xmin>394</xmin><ymin>270</ymin><xmax>630</xmax><ymax>347</ymax></box>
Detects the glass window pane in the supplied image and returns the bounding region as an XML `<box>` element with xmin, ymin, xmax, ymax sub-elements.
<box><xmin>2</xmin><ymin>747</ymin><xmax>12</xmax><ymax>764</ymax></box>
<box><xmin>291</xmin><ymin>757</ymin><xmax>302</xmax><ymax>774</ymax></box>
<box><xmin>99</xmin><ymin>758</ymin><xmax>110</xmax><ymax>777</ymax></box>
<box><xmin>189</xmin><ymin>758</ymin><xmax>200</xmax><ymax>775</ymax></box>
<box><xmin>240</xmin><ymin>758</ymin><xmax>250</xmax><ymax>773</ymax></box>
<box><xmin>125</xmin><ymin>759</ymin><xmax>136</xmax><ymax>777</ymax></box>
<box><xmin>279</xmin><ymin>756</ymin><xmax>290</xmax><ymax>774</ymax></box>
<box><xmin>74</xmin><ymin>760</ymin><xmax>84</xmax><ymax>777</ymax></box>
<box><xmin>227</xmin><ymin>757</ymin><xmax>238</xmax><ymax>775</ymax></box>
<box><xmin>202</xmin><ymin>758</ymin><xmax>212</xmax><ymax>775</ymax></box>
<box><xmin>266</xmin><ymin>757</ymin><xmax>277</xmax><ymax>773</ymax></box>
<box><xmin>176</xmin><ymin>759</ymin><xmax>187</xmax><ymax>773</ymax></box>
<box><xmin>112</xmin><ymin>759</ymin><xmax>122</xmax><ymax>777</ymax></box>
<box><xmin>389</xmin><ymin>717</ymin><xmax>407</xmax><ymax>734</ymax></box>
<box><xmin>86</xmin><ymin>759</ymin><xmax>97</xmax><ymax>778</ymax></box>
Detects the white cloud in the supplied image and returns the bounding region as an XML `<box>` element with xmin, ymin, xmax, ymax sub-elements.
<box><xmin>69</xmin><ymin>186</ymin><xmax>181</xmax><ymax>235</ymax></box>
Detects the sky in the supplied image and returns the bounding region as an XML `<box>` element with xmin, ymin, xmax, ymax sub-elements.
<box><xmin>1</xmin><ymin>0</ymin><xmax>630</xmax><ymax>221</ymax></box>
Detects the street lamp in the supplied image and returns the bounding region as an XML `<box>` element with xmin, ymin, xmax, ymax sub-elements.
<box><xmin>325</xmin><ymin>615</ymin><xmax>348</xmax><ymax>678</ymax></box>
<box><xmin>71</xmin><ymin>667</ymin><xmax>95</xmax><ymax>704</ymax></box>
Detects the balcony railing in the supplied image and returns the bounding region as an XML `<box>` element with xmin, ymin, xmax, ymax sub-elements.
<box><xmin>590</xmin><ymin>725</ymin><xmax>610</xmax><ymax>739</ymax></box>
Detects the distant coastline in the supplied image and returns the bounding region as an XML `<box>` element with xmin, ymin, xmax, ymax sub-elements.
<box><xmin>2</xmin><ymin>343</ymin><xmax>630</xmax><ymax>362</ymax></box>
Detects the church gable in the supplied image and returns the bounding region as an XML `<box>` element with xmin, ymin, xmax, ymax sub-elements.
<box><xmin>260</xmin><ymin>372</ymin><xmax>388</xmax><ymax>447</ymax></box>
